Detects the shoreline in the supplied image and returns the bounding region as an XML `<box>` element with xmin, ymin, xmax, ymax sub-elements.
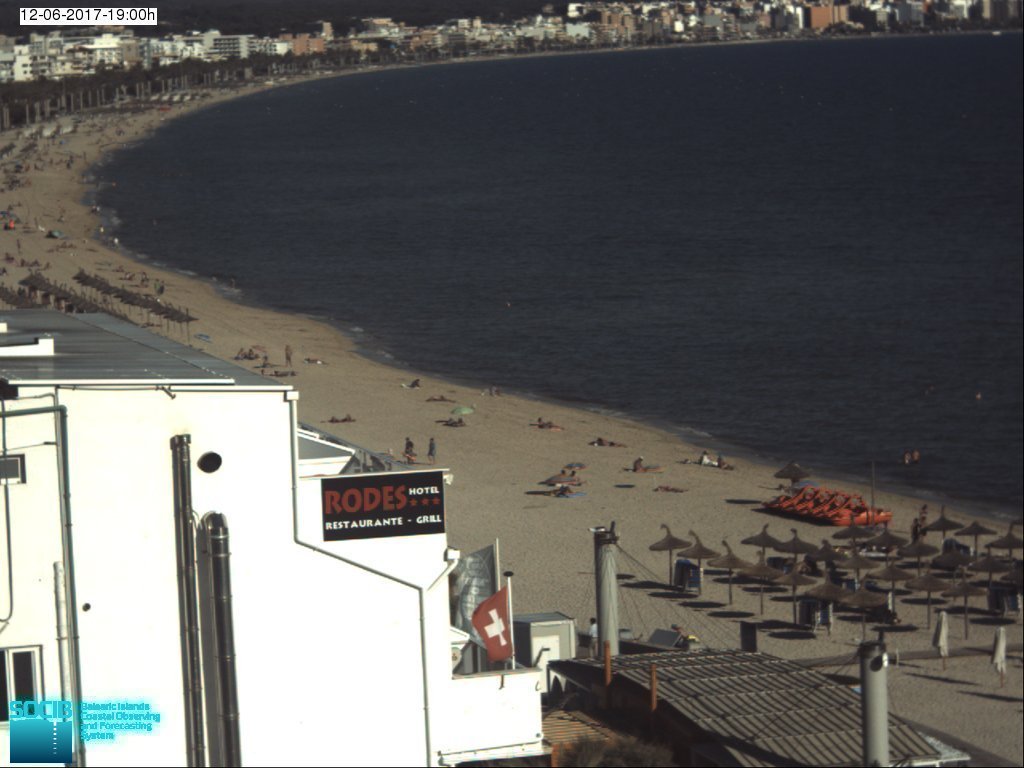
<box><xmin>95</xmin><ymin>225</ymin><xmax>1024</xmax><ymax>524</ymax></box>
<box><xmin>94</xmin><ymin>123</ymin><xmax>1015</xmax><ymax>528</ymax></box>
<box><xmin>81</xmin><ymin>34</ymin><xmax>1022</xmax><ymax>524</ymax></box>
<box><xmin>2</xmin><ymin>45</ymin><xmax>1021</xmax><ymax>763</ymax></box>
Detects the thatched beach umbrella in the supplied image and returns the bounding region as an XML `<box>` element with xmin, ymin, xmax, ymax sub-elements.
<box><xmin>708</xmin><ymin>541</ymin><xmax>752</xmax><ymax>606</ymax></box>
<box><xmin>832</xmin><ymin>524</ymin><xmax>874</xmax><ymax>544</ymax></box>
<box><xmin>741</xmin><ymin>554</ymin><xmax>784</xmax><ymax>615</ymax></box>
<box><xmin>805</xmin><ymin>581</ymin><xmax>853</xmax><ymax>603</ymax></box>
<box><xmin>836</xmin><ymin>548</ymin><xmax>879</xmax><ymax>587</ymax></box>
<box><xmin>955</xmin><ymin>521</ymin><xmax>997</xmax><ymax>557</ymax></box>
<box><xmin>803</xmin><ymin>581</ymin><xmax>853</xmax><ymax>636</ymax></box>
<box><xmin>773</xmin><ymin>569</ymin><xmax>818</xmax><ymax>626</ymax></box>
<box><xmin>774</xmin><ymin>461</ymin><xmax>810</xmax><ymax>489</ymax></box>
<box><xmin>905</xmin><ymin>571</ymin><xmax>949</xmax><ymax>629</ymax></box>
<box><xmin>810</xmin><ymin>540</ymin><xmax>846</xmax><ymax>563</ymax></box>
<box><xmin>924</xmin><ymin>508</ymin><xmax>963</xmax><ymax>536</ymax></box>
<box><xmin>742</xmin><ymin>524</ymin><xmax>782</xmax><ymax>560</ymax></box>
<box><xmin>864</xmin><ymin>529</ymin><xmax>909</xmax><ymax>554</ymax></box>
<box><xmin>988</xmin><ymin>523</ymin><xmax>1024</xmax><ymax>559</ymax></box>
<box><xmin>968</xmin><ymin>549</ymin><xmax>1011</xmax><ymax>587</ymax></box>
<box><xmin>841</xmin><ymin>585</ymin><xmax>889</xmax><ymax>641</ymax></box>
<box><xmin>774</xmin><ymin>529</ymin><xmax>818</xmax><ymax>559</ymax></box>
<box><xmin>866</xmin><ymin>563</ymin><xmax>914</xmax><ymax>620</ymax></box>
<box><xmin>932</xmin><ymin>549</ymin><xmax>973</xmax><ymax>572</ymax></box>
<box><xmin>898</xmin><ymin>539</ymin><xmax>940</xmax><ymax>575</ymax></box>
<box><xmin>648</xmin><ymin>524</ymin><xmax>691</xmax><ymax>585</ymax></box>
<box><xmin>942</xmin><ymin>570</ymin><xmax>987</xmax><ymax>640</ymax></box>
<box><xmin>679</xmin><ymin>532</ymin><xmax>720</xmax><ymax>596</ymax></box>
<box><xmin>1001</xmin><ymin>561</ymin><xmax>1023</xmax><ymax>589</ymax></box>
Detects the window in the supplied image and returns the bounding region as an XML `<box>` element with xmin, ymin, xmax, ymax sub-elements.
<box><xmin>0</xmin><ymin>646</ymin><xmax>42</xmax><ymax>722</ymax></box>
<box><xmin>0</xmin><ymin>454</ymin><xmax>25</xmax><ymax>485</ymax></box>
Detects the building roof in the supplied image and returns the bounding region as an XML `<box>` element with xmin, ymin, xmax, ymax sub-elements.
<box><xmin>549</xmin><ymin>649</ymin><xmax>941</xmax><ymax>767</ymax></box>
<box><xmin>0</xmin><ymin>310</ymin><xmax>288</xmax><ymax>388</ymax></box>
<box><xmin>514</xmin><ymin>611</ymin><xmax>576</xmax><ymax>625</ymax></box>
<box><xmin>542</xmin><ymin>708</ymin><xmax>615</xmax><ymax>749</ymax></box>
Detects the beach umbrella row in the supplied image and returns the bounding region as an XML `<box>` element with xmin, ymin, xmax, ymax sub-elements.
<box><xmin>72</xmin><ymin>269</ymin><xmax>197</xmax><ymax>324</ymax></box>
<box><xmin>649</xmin><ymin>519</ymin><xmax>1013</xmax><ymax>635</ymax></box>
<box><xmin>15</xmin><ymin>273</ymin><xmax>134</xmax><ymax>320</ymax></box>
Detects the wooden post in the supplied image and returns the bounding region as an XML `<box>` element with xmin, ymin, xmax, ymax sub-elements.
<box><xmin>550</xmin><ymin>742</ymin><xmax>559</xmax><ymax>768</ymax></box>
<box><xmin>649</xmin><ymin>663</ymin><xmax>658</xmax><ymax>712</ymax></box>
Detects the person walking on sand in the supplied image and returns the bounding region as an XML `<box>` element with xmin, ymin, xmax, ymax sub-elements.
<box><xmin>285</xmin><ymin>344</ymin><xmax>293</xmax><ymax>367</ymax></box>
<box><xmin>427</xmin><ymin>437</ymin><xmax>436</xmax><ymax>465</ymax></box>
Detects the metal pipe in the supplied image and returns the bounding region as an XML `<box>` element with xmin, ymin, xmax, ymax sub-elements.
<box><xmin>592</xmin><ymin>524</ymin><xmax>620</xmax><ymax>656</ymax></box>
<box><xmin>54</xmin><ymin>562</ymin><xmax>71</xmax><ymax>701</ymax></box>
<box><xmin>1</xmin><ymin>398</ymin><xmax>15</xmax><ymax>622</ymax></box>
<box><xmin>201</xmin><ymin>513</ymin><xmax>241</xmax><ymax>767</ymax></box>
<box><xmin>171</xmin><ymin>434</ymin><xmax>206</xmax><ymax>768</ymax></box>
<box><xmin>1</xmin><ymin>402</ymin><xmax>86</xmax><ymax>766</ymax></box>
<box><xmin>859</xmin><ymin>640</ymin><xmax>890</xmax><ymax>767</ymax></box>
<box><xmin>287</xmin><ymin>396</ymin><xmax>456</xmax><ymax>767</ymax></box>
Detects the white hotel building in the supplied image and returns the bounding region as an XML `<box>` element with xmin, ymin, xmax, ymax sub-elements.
<box><xmin>0</xmin><ymin>310</ymin><xmax>543</xmax><ymax>766</ymax></box>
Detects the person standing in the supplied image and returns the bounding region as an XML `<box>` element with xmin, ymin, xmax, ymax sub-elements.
<box><xmin>285</xmin><ymin>344</ymin><xmax>293</xmax><ymax>367</ymax></box>
<box><xmin>588</xmin><ymin>618</ymin><xmax>599</xmax><ymax>658</ymax></box>
<box><xmin>427</xmin><ymin>437</ymin><xmax>436</xmax><ymax>465</ymax></box>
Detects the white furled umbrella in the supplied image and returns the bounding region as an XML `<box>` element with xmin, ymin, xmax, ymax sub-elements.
<box><xmin>991</xmin><ymin>626</ymin><xmax>1007</xmax><ymax>688</ymax></box>
<box><xmin>933</xmin><ymin>610</ymin><xmax>950</xmax><ymax>670</ymax></box>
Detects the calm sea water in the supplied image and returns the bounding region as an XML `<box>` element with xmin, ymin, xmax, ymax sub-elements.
<box><xmin>98</xmin><ymin>34</ymin><xmax>1023</xmax><ymax>520</ymax></box>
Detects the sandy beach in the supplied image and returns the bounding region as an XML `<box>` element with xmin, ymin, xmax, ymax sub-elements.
<box><xmin>2</xmin><ymin>69</ymin><xmax>1021</xmax><ymax>763</ymax></box>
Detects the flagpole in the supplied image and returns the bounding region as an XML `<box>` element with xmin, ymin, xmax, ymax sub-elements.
<box><xmin>494</xmin><ymin>538</ymin><xmax>501</xmax><ymax>585</ymax></box>
<box><xmin>504</xmin><ymin>570</ymin><xmax>516</xmax><ymax>669</ymax></box>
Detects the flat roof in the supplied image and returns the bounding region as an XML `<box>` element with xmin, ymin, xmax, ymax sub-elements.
<box><xmin>0</xmin><ymin>310</ymin><xmax>289</xmax><ymax>388</ymax></box>
<box><xmin>550</xmin><ymin>649</ymin><xmax>941</xmax><ymax>767</ymax></box>
<box><xmin>514</xmin><ymin>612</ymin><xmax>575</xmax><ymax>625</ymax></box>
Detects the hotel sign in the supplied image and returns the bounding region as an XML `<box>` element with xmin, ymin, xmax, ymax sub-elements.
<box><xmin>321</xmin><ymin>470</ymin><xmax>445</xmax><ymax>541</ymax></box>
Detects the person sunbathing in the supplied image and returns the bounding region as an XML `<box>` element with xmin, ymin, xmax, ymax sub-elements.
<box><xmin>327</xmin><ymin>414</ymin><xmax>355</xmax><ymax>423</ymax></box>
<box><xmin>530</xmin><ymin>417</ymin><xmax>563</xmax><ymax>431</ymax></box>
<box><xmin>654</xmin><ymin>485</ymin><xmax>688</xmax><ymax>493</ymax></box>
<box><xmin>590</xmin><ymin>437</ymin><xmax>626</xmax><ymax>447</ymax></box>
<box><xmin>426</xmin><ymin>395</ymin><xmax>455</xmax><ymax>403</ymax></box>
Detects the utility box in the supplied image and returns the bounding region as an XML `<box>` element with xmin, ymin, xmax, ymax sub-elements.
<box><xmin>513</xmin><ymin>612</ymin><xmax>577</xmax><ymax>693</ymax></box>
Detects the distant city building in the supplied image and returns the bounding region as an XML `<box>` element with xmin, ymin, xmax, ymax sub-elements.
<box><xmin>0</xmin><ymin>0</ymin><xmax>1016</xmax><ymax>83</ymax></box>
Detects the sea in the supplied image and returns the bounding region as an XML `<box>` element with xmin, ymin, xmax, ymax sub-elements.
<box><xmin>96</xmin><ymin>33</ymin><xmax>1023</xmax><ymax>522</ymax></box>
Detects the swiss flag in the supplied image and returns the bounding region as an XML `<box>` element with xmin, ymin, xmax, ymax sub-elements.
<box><xmin>471</xmin><ymin>586</ymin><xmax>513</xmax><ymax>662</ymax></box>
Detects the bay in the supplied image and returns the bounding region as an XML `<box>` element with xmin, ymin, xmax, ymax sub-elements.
<box><xmin>98</xmin><ymin>33</ymin><xmax>1024</xmax><ymax>519</ymax></box>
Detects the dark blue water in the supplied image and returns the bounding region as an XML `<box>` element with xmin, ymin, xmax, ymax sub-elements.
<box><xmin>98</xmin><ymin>34</ymin><xmax>1023</xmax><ymax>519</ymax></box>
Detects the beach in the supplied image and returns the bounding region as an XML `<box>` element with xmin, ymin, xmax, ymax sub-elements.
<box><xmin>3</xmin><ymin>70</ymin><xmax>1021</xmax><ymax>763</ymax></box>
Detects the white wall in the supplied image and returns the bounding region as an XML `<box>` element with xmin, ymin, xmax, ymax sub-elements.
<box><xmin>3</xmin><ymin>384</ymin><xmax>541</xmax><ymax>767</ymax></box>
